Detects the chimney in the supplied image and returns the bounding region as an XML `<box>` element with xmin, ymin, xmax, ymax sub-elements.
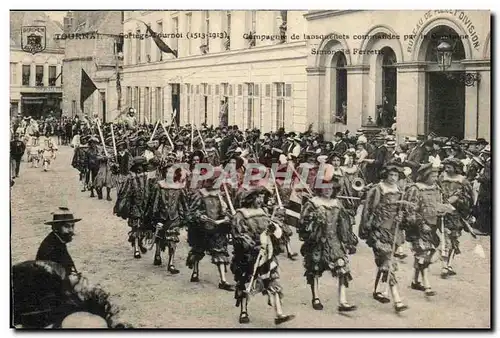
<box><xmin>63</xmin><ymin>11</ymin><xmax>74</xmax><ymax>34</ymax></box>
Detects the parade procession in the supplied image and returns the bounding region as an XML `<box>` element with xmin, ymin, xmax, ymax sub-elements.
<box><xmin>9</xmin><ymin>10</ymin><xmax>491</xmax><ymax>329</ymax></box>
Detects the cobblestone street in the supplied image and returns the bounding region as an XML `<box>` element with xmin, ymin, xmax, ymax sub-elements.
<box><xmin>10</xmin><ymin>145</ymin><xmax>491</xmax><ymax>328</ymax></box>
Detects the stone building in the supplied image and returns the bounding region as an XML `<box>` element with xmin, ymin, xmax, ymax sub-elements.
<box><xmin>305</xmin><ymin>10</ymin><xmax>491</xmax><ymax>141</ymax></box>
<box><xmin>10</xmin><ymin>11</ymin><xmax>65</xmax><ymax>118</ymax></box>
<box><xmin>119</xmin><ymin>10</ymin><xmax>308</xmax><ymax>131</ymax></box>
<box><xmin>61</xmin><ymin>11</ymin><xmax>123</xmax><ymax>122</ymax></box>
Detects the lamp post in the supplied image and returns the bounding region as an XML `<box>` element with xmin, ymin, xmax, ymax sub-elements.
<box><xmin>436</xmin><ymin>38</ymin><xmax>481</xmax><ymax>87</ymax></box>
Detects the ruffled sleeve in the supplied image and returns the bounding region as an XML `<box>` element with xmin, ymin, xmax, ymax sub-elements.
<box><xmin>359</xmin><ymin>185</ymin><xmax>381</xmax><ymax>239</ymax></box>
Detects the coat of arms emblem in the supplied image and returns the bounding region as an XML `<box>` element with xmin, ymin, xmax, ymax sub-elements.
<box><xmin>21</xmin><ymin>26</ymin><xmax>46</xmax><ymax>54</ymax></box>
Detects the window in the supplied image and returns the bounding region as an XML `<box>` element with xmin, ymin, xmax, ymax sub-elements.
<box><xmin>127</xmin><ymin>31</ymin><xmax>132</xmax><ymax>64</ymax></box>
<box><xmin>144</xmin><ymin>87</ymin><xmax>151</xmax><ymax>122</ymax></box>
<box><xmin>247</xmin><ymin>83</ymin><xmax>255</xmax><ymax>129</ymax></box>
<box><xmin>156</xmin><ymin>22</ymin><xmax>163</xmax><ymax>61</ymax></box>
<box><xmin>126</xmin><ymin>87</ymin><xmax>132</xmax><ymax>107</ymax></box>
<box><xmin>72</xmin><ymin>100</ymin><xmax>77</xmax><ymax>116</ymax></box>
<box><xmin>22</xmin><ymin>65</ymin><xmax>30</xmax><ymax>86</ymax></box>
<box><xmin>186</xmin><ymin>13</ymin><xmax>192</xmax><ymax>55</ymax></box>
<box><xmin>134</xmin><ymin>86</ymin><xmax>141</xmax><ymax>122</ymax></box>
<box><xmin>381</xmin><ymin>47</ymin><xmax>397</xmax><ymax>128</ymax></box>
<box><xmin>225</xmin><ymin>11</ymin><xmax>231</xmax><ymax>50</ymax></box>
<box><xmin>172</xmin><ymin>17</ymin><xmax>179</xmax><ymax>52</ymax></box>
<box><xmin>275</xmin><ymin>82</ymin><xmax>285</xmax><ymax>130</ymax></box>
<box><xmin>156</xmin><ymin>87</ymin><xmax>163</xmax><ymax>121</ymax></box>
<box><xmin>332</xmin><ymin>52</ymin><xmax>347</xmax><ymax>125</ymax></box>
<box><xmin>60</xmin><ymin>69</ymin><xmax>63</xmax><ymax>85</ymax></box>
<box><xmin>136</xmin><ymin>29</ymin><xmax>141</xmax><ymax>63</ymax></box>
<box><xmin>48</xmin><ymin>66</ymin><xmax>57</xmax><ymax>86</ymax></box>
<box><xmin>10</xmin><ymin>63</ymin><xmax>16</xmax><ymax>85</ymax></box>
<box><xmin>251</xmin><ymin>11</ymin><xmax>256</xmax><ymax>31</ymax></box>
<box><xmin>145</xmin><ymin>24</ymin><xmax>151</xmax><ymax>62</ymax></box>
<box><xmin>186</xmin><ymin>83</ymin><xmax>191</xmax><ymax>124</ymax></box>
<box><xmin>35</xmin><ymin>65</ymin><xmax>43</xmax><ymax>86</ymax></box>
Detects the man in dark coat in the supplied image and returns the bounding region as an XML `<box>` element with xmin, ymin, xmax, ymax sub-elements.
<box><xmin>36</xmin><ymin>207</ymin><xmax>81</xmax><ymax>278</ymax></box>
<box><xmin>10</xmin><ymin>133</ymin><xmax>26</xmax><ymax>179</ymax></box>
<box><xmin>332</xmin><ymin>132</ymin><xmax>348</xmax><ymax>156</ymax></box>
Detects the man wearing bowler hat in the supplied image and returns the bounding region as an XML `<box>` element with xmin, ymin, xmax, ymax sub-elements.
<box><xmin>36</xmin><ymin>207</ymin><xmax>81</xmax><ymax>278</ymax></box>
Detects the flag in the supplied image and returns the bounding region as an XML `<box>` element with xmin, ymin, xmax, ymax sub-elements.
<box><xmin>80</xmin><ymin>69</ymin><xmax>98</xmax><ymax>113</ymax></box>
<box><xmin>143</xmin><ymin>22</ymin><xmax>178</xmax><ymax>58</ymax></box>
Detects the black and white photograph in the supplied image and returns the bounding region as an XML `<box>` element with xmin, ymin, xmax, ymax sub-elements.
<box><xmin>9</xmin><ymin>9</ymin><xmax>491</xmax><ymax>329</ymax></box>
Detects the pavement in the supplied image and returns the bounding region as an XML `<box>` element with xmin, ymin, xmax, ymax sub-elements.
<box><xmin>10</xmin><ymin>145</ymin><xmax>491</xmax><ymax>328</ymax></box>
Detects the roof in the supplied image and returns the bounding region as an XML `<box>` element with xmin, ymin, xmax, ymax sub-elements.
<box><xmin>10</xmin><ymin>11</ymin><xmax>64</xmax><ymax>50</ymax></box>
<box><xmin>70</xmin><ymin>11</ymin><xmax>122</xmax><ymax>34</ymax></box>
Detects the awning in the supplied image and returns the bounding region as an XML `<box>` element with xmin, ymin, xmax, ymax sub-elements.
<box><xmin>22</xmin><ymin>96</ymin><xmax>48</xmax><ymax>100</ymax></box>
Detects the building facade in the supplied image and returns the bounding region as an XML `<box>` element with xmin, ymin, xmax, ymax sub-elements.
<box><xmin>305</xmin><ymin>10</ymin><xmax>491</xmax><ymax>141</ymax></box>
<box><xmin>119</xmin><ymin>10</ymin><xmax>308</xmax><ymax>132</ymax></box>
<box><xmin>61</xmin><ymin>11</ymin><xmax>123</xmax><ymax>122</ymax></box>
<box><xmin>10</xmin><ymin>12</ymin><xmax>65</xmax><ymax>118</ymax></box>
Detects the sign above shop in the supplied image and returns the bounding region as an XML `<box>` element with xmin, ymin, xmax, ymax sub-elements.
<box><xmin>406</xmin><ymin>10</ymin><xmax>482</xmax><ymax>54</ymax></box>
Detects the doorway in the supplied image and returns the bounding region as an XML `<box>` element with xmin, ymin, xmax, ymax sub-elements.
<box><xmin>426</xmin><ymin>72</ymin><xmax>465</xmax><ymax>139</ymax></box>
<box><xmin>171</xmin><ymin>84</ymin><xmax>180</xmax><ymax>126</ymax></box>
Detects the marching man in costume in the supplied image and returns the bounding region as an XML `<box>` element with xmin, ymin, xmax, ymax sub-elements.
<box><xmin>230</xmin><ymin>186</ymin><xmax>295</xmax><ymax>325</ymax></box>
<box><xmin>403</xmin><ymin>163</ymin><xmax>451</xmax><ymax>297</ymax></box>
<box><xmin>298</xmin><ymin>171</ymin><xmax>358</xmax><ymax>312</ymax></box>
<box><xmin>184</xmin><ymin>166</ymin><xmax>234</xmax><ymax>291</ymax></box>
<box><xmin>145</xmin><ymin>164</ymin><xmax>189</xmax><ymax>274</ymax></box>
<box><xmin>113</xmin><ymin>156</ymin><xmax>149</xmax><ymax>259</ymax></box>
<box><xmin>359</xmin><ymin>160</ymin><xmax>409</xmax><ymax>313</ymax></box>
<box><xmin>438</xmin><ymin>158</ymin><xmax>474</xmax><ymax>279</ymax></box>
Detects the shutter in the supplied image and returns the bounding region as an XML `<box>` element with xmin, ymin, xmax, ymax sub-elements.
<box><xmin>207</xmin><ymin>93</ymin><xmax>213</xmax><ymax>126</ymax></box>
<box><xmin>215</xmin><ymin>84</ymin><xmax>219</xmax><ymax>95</ymax></box>
<box><xmin>207</xmin><ymin>84</ymin><xmax>211</xmax><ymax>95</ymax></box>
<box><xmin>238</xmin><ymin>84</ymin><xmax>242</xmax><ymax>96</ymax></box>
<box><xmin>265</xmin><ymin>84</ymin><xmax>271</xmax><ymax>97</ymax></box>
<box><xmin>270</xmin><ymin>84</ymin><xmax>276</xmax><ymax>131</ymax></box>
<box><xmin>228</xmin><ymin>95</ymin><xmax>234</xmax><ymax>126</ymax></box>
<box><xmin>229</xmin><ymin>84</ymin><xmax>233</xmax><ymax>96</ymax></box>
<box><xmin>242</xmin><ymin>84</ymin><xmax>248</xmax><ymax>128</ymax></box>
<box><xmin>255</xmin><ymin>84</ymin><xmax>261</xmax><ymax>129</ymax></box>
<box><xmin>285</xmin><ymin>84</ymin><xmax>292</xmax><ymax>130</ymax></box>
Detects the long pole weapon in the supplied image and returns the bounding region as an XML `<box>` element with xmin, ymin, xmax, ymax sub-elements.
<box><xmin>110</xmin><ymin>123</ymin><xmax>117</xmax><ymax>160</ymax></box>
<box><xmin>149</xmin><ymin>120</ymin><xmax>160</xmax><ymax>142</ymax></box>
<box><xmin>96</xmin><ymin>120</ymin><xmax>109</xmax><ymax>158</ymax></box>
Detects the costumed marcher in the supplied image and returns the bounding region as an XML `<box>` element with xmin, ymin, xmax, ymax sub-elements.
<box><xmin>230</xmin><ymin>186</ymin><xmax>295</xmax><ymax>325</ymax></box>
<box><xmin>85</xmin><ymin>137</ymin><xmax>102</xmax><ymax>198</ymax></box>
<box><xmin>113</xmin><ymin>156</ymin><xmax>149</xmax><ymax>259</ymax></box>
<box><xmin>438</xmin><ymin>158</ymin><xmax>474</xmax><ymax>279</ymax></box>
<box><xmin>404</xmin><ymin>163</ymin><xmax>452</xmax><ymax>297</ymax></box>
<box><xmin>10</xmin><ymin>133</ymin><xmax>26</xmax><ymax>179</ymax></box>
<box><xmin>93</xmin><ymin>137</ymin><xmax>117</xmax><ymax>201</ymax></box>
<box><xmin>298</xmin><ymin>174</ymin><xmax>358</xmax><ymax>312</ymax></box>
<box><xmin>359</xmin><ymin>160</ymin><xmax>409</xmax><ymax>312</ymax></box>
<box><xmin>145</xmin><ymin>164</ymin><xmax>189</xmax><ymax>273</ymax></box>
<box><xmin>41</xmin><ymin>132</ymin><xmax>58</xmax><ymax>172</ymax></box>
<box><xmin>184</xmin><ymin>166</ymin><xmax>234</xmax><ymax>291</ymax></box>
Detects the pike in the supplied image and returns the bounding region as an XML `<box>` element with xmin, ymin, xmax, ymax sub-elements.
<box><xmin>149</xmin><ymin>120</ymin><xmax>160</xmax><ymax>142</ymax></box>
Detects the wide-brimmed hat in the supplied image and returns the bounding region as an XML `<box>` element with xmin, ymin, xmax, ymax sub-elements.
<box><xmin>416</xmin><ymin>163</ymin><xmax>439</xmax><ymax>182</ymax></box>
<box><xmin>88</xmin><ymin>136</ymin><xmax>99</xmax><ymax>144</ymax></box>
<box><xmin>44</xmin><ymin>207</ymin><xmax>81</xmax><ymax>225</ymax></box>
<box><xmin>442</xmin><ymin>158</ymin><xmax>464</xmax><ymax>170</ymax></box>
<box><xmin>382</xmin><ymin>160</ymin><xmax>405</xmax><ymax>174</ymax></box>
<box><xmin>476</xmin><ymin>138</ymin><xmax>489</xmax><ymax>146</ymax></box>
<box><xmin>130</xmin><ymin>156</ymin><xmax>146</xmax><ymax>172</ymax></box>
